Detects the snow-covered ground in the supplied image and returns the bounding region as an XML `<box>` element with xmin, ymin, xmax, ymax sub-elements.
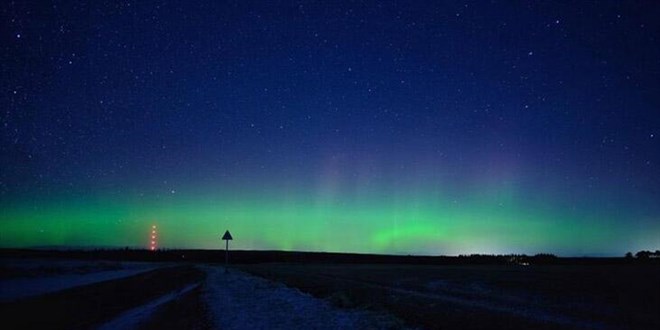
<box><xmin>2</xmin><ymin>261</ymin><xmax>403</xmax><ymax>329</ymax></box>
<box><xmin>202</xmin><ymin>266</ymin><xmax>399</xmax><ymax>330</ymax></box>
<box><xmin>0</xmin><ymin>259</ymin><xmax>158</xmax><ymax>302</ymax></box>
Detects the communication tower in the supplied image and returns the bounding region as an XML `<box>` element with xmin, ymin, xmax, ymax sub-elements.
<box><xmin>150</xmin><ymin>225</ymin><xmax>157</xmax><ymax>251</ymax></box>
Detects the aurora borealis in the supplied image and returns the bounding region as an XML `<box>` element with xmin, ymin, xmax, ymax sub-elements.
<box><xmin>2</xmin><ymin>1</ymin><xmax>659</xmax><ymax>255</ymax></box>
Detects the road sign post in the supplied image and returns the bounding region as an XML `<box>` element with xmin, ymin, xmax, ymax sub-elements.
<box><xmin>222</xmin><ymin>230</ymin><xmax>233</xmax><ymax>268</ymax></box>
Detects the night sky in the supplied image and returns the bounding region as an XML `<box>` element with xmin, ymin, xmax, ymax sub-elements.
<box><xmin>2</xmin><ymin>1</ymin><xmax>659</xmax><ymax>256</ymax></box>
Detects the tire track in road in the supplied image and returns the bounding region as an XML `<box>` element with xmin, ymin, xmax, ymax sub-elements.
<box><xmin>97</xmin><ymin>283</ymin><xmax>200</xmax><ymax>330</ymax></box>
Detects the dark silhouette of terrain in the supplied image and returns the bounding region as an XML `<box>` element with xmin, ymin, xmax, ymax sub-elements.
<box><xmin>2</xmin><ymin>248</ymin><xmax>659</xmax><ymax>329</ymax></box>
<box><xmin>2</xmin><ymin>248</ymin><xmax>658</xmax><ymax>265</ymax></box>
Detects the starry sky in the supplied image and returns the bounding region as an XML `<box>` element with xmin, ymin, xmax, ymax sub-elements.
<box><xmin>1</xmin><ymin>1</ymin><xmax>659</xmax><ymax>256</ymax></box>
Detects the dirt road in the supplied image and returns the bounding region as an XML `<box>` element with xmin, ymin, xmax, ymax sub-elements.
<box><xmin>201</xmin><ymin>266</ymin><xmax>399</xmax><ymax>329</ymax></box>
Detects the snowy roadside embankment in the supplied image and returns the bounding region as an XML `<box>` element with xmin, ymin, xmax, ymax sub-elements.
<box><xmin>97</xmin><ymin>283</ymin><xmax>199</xmax><ymax>330</ymax></box>
<box><xmin>202</xmin><ymin>266</ymin><xmax>398</xmax><ymax>330</ymax></box>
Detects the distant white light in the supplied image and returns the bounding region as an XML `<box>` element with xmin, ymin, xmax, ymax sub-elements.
<box><xmin>16</xmin><ymin>33</ymin><xmax>21</xmax><ymax>39</ymax></box>
<box><xmin>528</xmin><ymin>51</ymin><xmax>534</xmax><ymax>56</ymax></box>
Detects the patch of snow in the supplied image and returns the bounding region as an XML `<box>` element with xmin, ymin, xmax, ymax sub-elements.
<box><xmin>0</xmin><ymin>266</ymin><xmax>158</xmax><ymax>302</ymax></box>
<box><xmin>202</xmin><ymin>266</ymin><xmax>398</xmax><ymax>330</ymax></box>
<box><xmin>1</xmin><ymin>258</ymin><xmax>155</xmax><ymax>276</ymax></box>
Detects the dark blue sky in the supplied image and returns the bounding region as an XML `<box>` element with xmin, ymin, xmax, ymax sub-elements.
<box><xmin>1</xmin><ymin>1</ymin><xmax>659</xmax><ymax>253</ymax></box>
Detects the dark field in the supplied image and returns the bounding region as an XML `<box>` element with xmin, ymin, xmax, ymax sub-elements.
<box><xmin>1</xmin><ymin>265</ymin><xmax>206</xmax><ymax>329</ymax></box>
<box><xmin>240</xmin><ymin>263</ymin><xmax>660</xmax><ymax>329</ymax></box>
<box><xmin>2</xmin><ymin>251</ymin><xmax>659</xmax><ymax>330</ymax></box>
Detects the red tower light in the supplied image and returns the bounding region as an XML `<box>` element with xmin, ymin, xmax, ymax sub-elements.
<box><xmin>150</xmin><ymin>225</ymin><xmax>157</xmax><ymax>251</ymax></box>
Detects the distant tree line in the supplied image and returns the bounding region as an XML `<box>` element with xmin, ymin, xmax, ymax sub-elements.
<box><xmin>626</xmin><ymin>250</ymin><xmax>660</xmax><ymax>259</ymax></box>
<box><xmin>457</xmin><ymin>253</ymin><xmax>558</xmax><ymax>265</ymax></box>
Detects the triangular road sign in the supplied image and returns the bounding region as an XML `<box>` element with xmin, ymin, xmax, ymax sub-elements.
<box><xmin>222</xmin><ymin>230</ymin><xmax>233</xmax><ymax>240</ymax></box>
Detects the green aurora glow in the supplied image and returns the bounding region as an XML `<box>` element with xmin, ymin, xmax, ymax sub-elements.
<box><xmin>1</xmin><ymin>184</ymin><xmax>657</xmax><ymax>256</ymax></box>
